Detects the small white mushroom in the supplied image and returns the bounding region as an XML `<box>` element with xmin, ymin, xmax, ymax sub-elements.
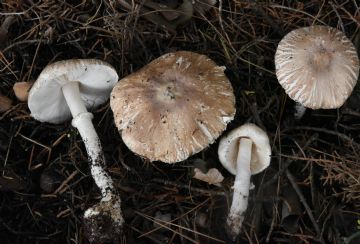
<box><xmin>27</xmin><ymin>59</ymin><xmax>124</xmax><ymax>241</ymax></box>
<box><xmin>218</xmin><ymin>123</ymin><xmax>271</xmax><ymax>239</ymax></box>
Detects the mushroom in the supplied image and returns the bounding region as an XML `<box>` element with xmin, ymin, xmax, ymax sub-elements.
<box><xmin>27</xmin><ymin>59</ymin><xmax>124</xmax><ymax>241</ymax></box>
<box><xmin>110</xmin><ymin>51</ymin><xmax>236</xmax><ymax>163</ymax></box>
<box><xmin>13</xmin><ymin>81</ymin><xmax>34</xmax><ymax>102</ymax></box>
<box><xmin>218</xmin><ymin>123</ymin><xmax>271</xmax><ymax>239</ymax></box>
<box><xmin>275</xmin><ymin>25</ymin><xmax>359</xmax><ymax>118</ymax></box>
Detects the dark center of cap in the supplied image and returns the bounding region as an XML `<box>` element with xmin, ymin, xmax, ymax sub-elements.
<box><xmin>152</xmin><ymin>71</ymin><xmax>186</xmax><ymax>102</ymax></box>
<box><xmin>163</xmin><ymin>86</ymin><xmax>176</xmax><ymax>99</ymax></box>
<box><xmin>311</xmin><ymin>46</ymin><xmax>332</xmax><ymax>71</ymax></box>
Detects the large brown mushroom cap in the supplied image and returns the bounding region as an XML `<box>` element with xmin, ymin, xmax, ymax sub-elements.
<box><xmin>110</xmin><ymin>51</ymin><xmax>236</xmax><ymax>163</ymax></box>
<box><xmin>275</xmin><ymin>25</ymin><xmax>359</xmax><ymax>109</ymax></box>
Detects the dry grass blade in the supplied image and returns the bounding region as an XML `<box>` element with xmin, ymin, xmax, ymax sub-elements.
<box><xmin>135</xmin><ymin>210</ymin><xmax>225</xmax><ymax>243</ymax></box>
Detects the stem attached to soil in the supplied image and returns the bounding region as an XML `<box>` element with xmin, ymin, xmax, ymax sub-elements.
<box><xmin>61</xmin><ymin>82</ymin><xmax>124</xmax><ymax>238</ymax></box>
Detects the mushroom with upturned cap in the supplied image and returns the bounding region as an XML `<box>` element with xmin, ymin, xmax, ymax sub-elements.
<box><xmin>218</xmin><ymin>123</ymin><xmax>271</xmax><ymax>239</ymax></box>
<box><xmin>110</xmin><ymin>51</ymin><xmax>236</xmax><ymax>163</ymax></box>
<box><xmin>28</xmin><ymin>59</ymin><xmax>124</xmax><ymax>242</ymax></box>
<box><xmin>275</xmin><ymin>25</ymin><xmax>359</xmax><ymax>117</ymax></box>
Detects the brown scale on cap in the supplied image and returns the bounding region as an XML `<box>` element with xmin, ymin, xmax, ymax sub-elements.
<box><xmin>111</xmin><ymin>51</ymin><xmax>236</xmax><ymax>163</ymax></box>
<box><xmin>275</xmin><ymin>25</ymin><xmax>359</xmax><ymax>109</ymax></box>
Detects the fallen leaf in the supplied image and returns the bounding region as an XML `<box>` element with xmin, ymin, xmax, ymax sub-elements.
<box><xmin>116</xmin><ymin>0</ymin><xmax>216</xmax><ymax>31</ymax></box>
<box><xmin>281</xmin><ymin>186</ymin><xmax>302</xmax><ymax>233</ymax></box>
<box><xmin>0</xmin><ymin>93</ymin><xmax>12</xmax><ymax>112</ymax></box>
<box><xmin>193</xmin><ymin>167</ymin><xmax>224</xmax><ymax>185</ymax></box>
<box><xmin>143</xmin><ymin>1</ymin><xmax>181</xmax><ymax>21</ymax></box>
<box><xmin>0</xmin><ymin>16</ymin><xmax>16</xmax><ymax>43</ymax></box>
<box><xmin>193</xmin><ymin>0</ymin><xmax>217</xmax><ymax>15</ymax></box>
<box><xmin>0</xmin><ymin>171</ymin><xmax>27</xmax><ymax>191</ymax></box>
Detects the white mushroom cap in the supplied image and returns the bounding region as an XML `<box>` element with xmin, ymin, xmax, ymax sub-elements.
<box><xmin>28</xmin><ymin>59</ymin><xmax>118</xmax><ymax>124</ymax></box>
<box><xmin>111</xmin><ymin>51</ymin><xmax>236</xmax><ymax>163</ymax></box>
<box><xmin>218</xmin><ymin>123</ymin><xmax>271</xmax><ymax>175</ymax></box>
<box><xmin>275</xmin><ymin>25</ymin><xmax>359</xmax><ymax>109</ymax></box>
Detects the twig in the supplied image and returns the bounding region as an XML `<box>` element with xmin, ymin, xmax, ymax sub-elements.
<box><xmin>345</xmin><ymin>231</ymin><xmax>360</xmax><ymax>244</ymax></box>
<box><xmin>342</xmin><ymin>108</ymin><xmax>360</xmax><ymax>117</ymax></box>
<box><xmin>263</xmin><ymin>134</ymin><xmax>318</xmax><ymax>188</ymax></box>
<box><xmin>284</xmin><ymin>126</ymin><xmax>359</xmax><ymax>148</ymax></box>
<box><xmin>286</xmin><ymin>170</ymin><xmax>324</xmax><ymax>244</ymax></box>
<box><xmin>128</xmin><ymin>225</ymin><xmax>165</xmax><ymax>244</ymax></box>
<box><xmin>135</xmin><ymin>210</ymin><xmax>225</xmax><ymax>243</ymax></box>
<box><xmin>269</xmin><ymin>4</ymin><xmax>327</xmax><ymax>25</ymax></box>
<box><xmin>329</xmin><ymin>1</ymin><xmax>345</xmax><ymax>33</ymax></box>
<box><xmin>135</xmin><ymin>211</ymin><xmax>199</xmax><ymax>244</ymax></box>
<box><xmin>251</xmin><ymin>1</ymin><xmax>285</xmax><ymax>36</ymax></box>
<box><xmin>151</xmin><ymin>178</ymin><xmax>226</xmax><ymax>196</ymax></box>
<box><xmin>138</xmin><ymin>198</ymin><xmax>210</xmax><ymax>238</ymax></box>
<box><xmin>53</xmin><ymin>171</ymin><xmax>78</xmax><ymax>194</ymax></box>
<box><xmin>265</xmin><ymin>198</ymin><xmax>278</xmax><ymax>242</ymax></box>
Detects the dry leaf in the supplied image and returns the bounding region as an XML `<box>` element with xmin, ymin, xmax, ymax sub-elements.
<box><xmin>193</xmin><ymin>167</ymin><xmax>224</xmax><ymax>185</ymax></box>
<box><xmin>281</xmin><ymin>186</ymin><xmax>302</xmax><ymax>233</ymax></box>
<box><xmin>0</xmin><ymin>16</ymin><xmax>16</xmax><ymax>43</ymax></box>
<box><xmin>0</xmin><ymin>93</ymin><xmax>12</xmax><ymax>112</ymax></box>
<box><xmin>115</xmin><ymin>0</ymin><xmax>215</xmax><ymax>30</ymax></box>
<box><xmin>143</xmin><ymin>1</ymin><xmax>181</xmax><ymax>21</ymax></box>
<box><xmin>193</xmin><ymin>0</ymin><xmax>217</xmax><ymax>15</ymax></box>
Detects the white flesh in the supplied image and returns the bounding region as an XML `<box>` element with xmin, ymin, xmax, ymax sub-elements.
<box><xmin>62</xmin><ymin>82</ymin><xmax>124</xmax><ymax>225</ymax></box>
<box><xmin>226</xmin><ymin>137</ymin><xmax>252</xmax><ymax>239</ymax></box>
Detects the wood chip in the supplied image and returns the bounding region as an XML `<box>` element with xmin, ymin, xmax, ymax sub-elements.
<box><xmin>193</xmin><ymin>167</ymin><xmax>224</xmax><ymax>185</ymax></box>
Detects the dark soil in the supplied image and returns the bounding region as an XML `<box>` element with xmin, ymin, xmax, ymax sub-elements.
<box><xmin>1</xmin><ymin>1</ymin><xmax>360</xmax><ymax>243</ymax></box>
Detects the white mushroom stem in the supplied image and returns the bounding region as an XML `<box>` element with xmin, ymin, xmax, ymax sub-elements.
<box><xmin>71</xmin><ymin>113</ymin><xmax>113</xmax><ymax>199</ymax></box>
<box><xmin>61</xmin><ymin>81</ymin><xmax>123</xmax><ymax>224</ymax></box>
<box><xmin>226</xmin><ymin>137</ymin><xmax>252</xmax><ymax>239</ymax></box>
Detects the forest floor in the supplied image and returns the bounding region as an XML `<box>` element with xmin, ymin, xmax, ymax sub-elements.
<box><xmin>1</xmin><ymin>1</ymin><xmax>360</xmax><ymax>243</ymax></box>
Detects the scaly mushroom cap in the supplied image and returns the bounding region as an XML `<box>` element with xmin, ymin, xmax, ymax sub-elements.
<box><xmin>275</xmin><ymin>25</ymin><xmax>359</xmax><ymax>109</ymax></box>
<box><xmin>110</xmin><ymin>51</ymin><xmax>236</xmax><ymax>163</ymax></box>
